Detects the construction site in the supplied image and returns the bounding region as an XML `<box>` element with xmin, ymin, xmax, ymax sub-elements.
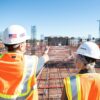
<box><xmin>35</xmin><ymin>44</ymin><xmax>100</xmax><ymax>100</ymax></box>
<box><xmin>0</xmin><ymin>36</ymin><xmax>100</xmax><ymax>100</ymax></box>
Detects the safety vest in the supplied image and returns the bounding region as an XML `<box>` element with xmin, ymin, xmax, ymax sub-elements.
<box><xmin>0</xmin><ymin>53</ymin><xmax>38</xmax><ymax>100</ymax></box>
<box><xmin>64</xmin><ymin>73</ymin><xmax>100</xmax><ymax>100</ymax></box>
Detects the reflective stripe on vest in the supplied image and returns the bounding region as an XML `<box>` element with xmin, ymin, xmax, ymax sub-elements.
<box><xmin>64</xmin><ymin>75</ymin><xmax>81</xmax><ymax>100</ymax></box>
<box><xmin>0</xmin><ymin>74</ymin><xmax>37</xmax><ymax>100</ymax></box>
<box><xmin>64</xmin><ymin>73</ymin><xmax>100</xmax><ymax>100</ymax></box>
<box><xmin>0</xmin><ymin>54</ymin><xmax>38</xmax><ymax>100</ymax></box>
<box><xmin>0</xmin><ymin>83</ymin><xmax>37</xmax><ymax>100</ymax></box>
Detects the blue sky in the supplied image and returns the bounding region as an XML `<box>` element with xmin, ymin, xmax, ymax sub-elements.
<box><xmin>0</xmin><ymin>0</ymin><xmax>100</xmax><ymax>39</ymax></box>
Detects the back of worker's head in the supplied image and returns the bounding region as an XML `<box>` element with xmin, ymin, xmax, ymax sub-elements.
<box><xmin>2</xmin><ymin>25</ymin><xmax>27</xmax><ymax>52</ymax></box>
<box><xmin>76</xmin><ymin>41</ymin><xmax>100</xmax><ymax>68</ymax></box>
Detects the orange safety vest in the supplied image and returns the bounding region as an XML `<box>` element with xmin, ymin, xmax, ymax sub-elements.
<box><xmin>0</xmin><ymin>53</ymin><xmax>38</xmax><ymax>100</ymax></box>
<box><xmin>64</xmin><ymin>73</ymin><xmax>100</xmax><ymax>100</ymax></box>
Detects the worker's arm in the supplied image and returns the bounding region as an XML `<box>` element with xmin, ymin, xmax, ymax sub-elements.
<box><xmin>36</xmin><ymin>46</ymin><xmax>49</xmax><ymax>73</ymax></box>
<box><xmin>61</xmin><ymin>85</ymin><xmax>68</xmax><ymax>100</ymax></box>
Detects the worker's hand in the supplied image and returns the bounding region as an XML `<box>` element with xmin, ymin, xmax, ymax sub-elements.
<box><xmin>44</xmin><ymin>46</ymin><xmax>50</xmax><ymax>54</ymax></box>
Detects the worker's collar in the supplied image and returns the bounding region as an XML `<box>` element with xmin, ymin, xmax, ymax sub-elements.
<box><xmin>78</xmin><ymin>68</ymin><xmax>95</xmax><ymax>74</ymax></box>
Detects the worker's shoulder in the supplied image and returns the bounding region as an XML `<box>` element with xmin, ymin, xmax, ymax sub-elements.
<box><xmin>87</xmin><ymin>73</ymin><xmax>100</xmax><ymax>78</ymax></box>
<box><xmin>24</xmin><ymin>55</ymin><xmax>39</xmax><ymax>61</ymax></box>
<box><xmin>77</xmin><ymin>73</ymin><xmax>100</xmax><ymax>80</ymax></box>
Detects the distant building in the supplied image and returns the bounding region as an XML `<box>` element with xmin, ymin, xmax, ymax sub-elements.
<box><xmin>68</xmin><ymin>37</ymin><xmax>88</xmax><ymax>47</ymax></box>
<box><xmin>45</xmin><ymin>36</ymin><xmax>93</xmax><ymax>47</ymax></box>
<box><xmin>45</xmin><ymin>36</ymin><xmax>69</xmax><ymax>46</ymax></box>
<box><xmin>88</xmin><ymin>34</ymin><xmax>92</xmax><ymax>41</ymax></box>
<box><xmin>0</xmin><ymin>32</ymin><xmax>2</xmax><ymax>41</ymax></box>
<box><xmin>31</xmin><ymin>26</ymin><xmax>36</xmax><ymax>40</ymax></box>
<box><xmin>31</xmin><ymin>26</ymin><xmax>37</xmax><ymax>54</ymax></box>
<box><xmin>69</xmin><ymin>38</ymin><xmax>79</xmax><ymax>47</ymax></box>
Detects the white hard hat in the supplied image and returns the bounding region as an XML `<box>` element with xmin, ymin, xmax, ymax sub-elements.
<box><xmin>77</xmin><ymin>41</ymin><xmax>100</xmax><ymax>59</ymax></box>
<box><xmin>2</xmin><ymin>25</ymin><xmax>27</xmax><ymax>44</ymax></box>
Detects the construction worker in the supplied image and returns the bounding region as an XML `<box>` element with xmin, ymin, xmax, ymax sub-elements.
<box><xmin>0</xmin><ymin>25</ymin><xmax>49</xmax><ymax>100</ymax></box>
<box><xmin>61</xmin><ymin>41</ymin><xmax>100</xmax><ymax>100</ymax></box>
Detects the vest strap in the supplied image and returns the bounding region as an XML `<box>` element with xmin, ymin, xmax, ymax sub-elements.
<box><xmin>64</xmin><ymin>75</ymin><xmax>81</xmax><ymax>100</ymax></box>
